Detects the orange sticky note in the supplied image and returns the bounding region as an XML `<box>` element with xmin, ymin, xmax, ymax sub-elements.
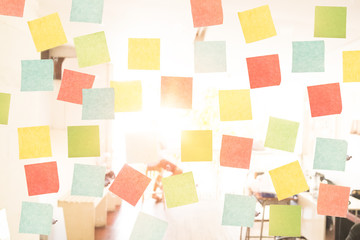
<box><xmin>190</xmin><ymin>0</ymin><xmax>223</xmax><ymax>28</ymax></box>
<box><xmin>24</xmin><ymin>162</ymin><xmax>59</xmax><ymax>196</ymax></box>
<box><xmin>161</xmin><ymin>76</ymin><xmax>192</xmax><ymax>109</ymax></box>
<box><xmin>307</xmin><ymin>83</ymin><xmax>342</xmax><ymax>117</ymax></box>
<box><xmin>220</xmin><ymin>135</ymin><xmax>253</xmax><ymax>169</ymax></box>
<box><xmin>317</xmin><ymin>183</ymin><xmax>350</xmax><ymax>217</ymax></box>
<box><xmin>246</xmin><ymin>54</ymin><xmax>281</xmax><ymax>89</ymax></box>
<box><xmin>109</xmin><ymin>164</ymin><xmax>151</xmax><ymax>206</ymax></box>
<box><xmin>0</xmin><ymin>0</ymin><xmax>25</xmax><ymax>17</ymax></box>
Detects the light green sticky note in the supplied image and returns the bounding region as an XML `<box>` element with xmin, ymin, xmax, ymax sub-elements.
<box><xmin>269</xmin><ymin>205</ymin><xmax>301</xmax><ymax>237</ymax></box>
<box><xmin>130</xmin><ymin>212</ymin><xmax>168</xmax><ymax>240</ymax></box>
<box><xmin>21</xmin><ymin>60</ymin><xmax>54</xmax><ymax>91</ymax></box>
<box><xmin>292</xmin><ymin>41</ymin><xmax>325</xmax><ymax>72</ymax></box>
<box><xmin>67</xmin><ymin>125</ymin><xmax>100</xmax><ymax>157</ymax></box>
<box><xmin>313</xmin><ymin>138</ymin><xmax>347</xmax><ymax>171</ymax></box>
<box><xmin>264</xmin><ymin>117</ymin><xmax>299</xmax><ymax>152</ymax></box>
<box><xmin>70</xmin><ymin>0</ymin><xmax>104</xmax><ymax>24</ymax></box>
<box><xmin>0</xmin><ymin>93</ymin><xmax>10</xmax><ymax>125</ymax></box>
<box><xmin>82</xmin><ymin>88</ymin><xmax>114</xmax><ymax>120</ymax></box>
<box><xmin>74</xmin><ymin>31</ymin><xmax>110</xmax><ymax>68</ymax></box>
<box><xmin>19</xmin><ymin>202</ymin><xmax>53</xmax><ymax>235</ymax></box>
<box><xmin>222</xmin><ymin>194</ymin><xmax>256</xmax><ymax>227</ymax></box>
<box><xmin>71</xmin><ymin>164</ymin><xmax>106</xmax><ymax>197</ymax></box>
<box><xmin>194</xmin><ymin>41</ymin><xmax>226</xmax><ymax>73</ymax></box>
<box><xmin>314</xmin><ymin>6</ymin><xmax>347</xmax><ymax>38</ymax></box>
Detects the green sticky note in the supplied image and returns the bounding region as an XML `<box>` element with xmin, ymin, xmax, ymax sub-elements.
<box><xmin>21</xmin><ymin>60</ymin><xmax>54</xmax><ymax>91</ymax></box>
<box><xmin>74</xmin><ymin>31</ymin><xmax>110</xmax><ymax>68</ymax></box>
<box><xmin>314</xmin><ymin>6</ymin><xmax>347</xmax><ymax>38</ymax></box>
<box><xmin>70</xmin><ymin>0</ymin><xmax>104</xmax><ymax>24</ymax></box>
<box><xmin>130</xmin><ymin>212</ymin><xmax>168</xmax><ymax>240</ymax></box>
<box><xmin>19</xmin><ymin>202</ymin><xmax>53</xmax><ymax>235</ymax></box>
<box><xmin>82</xmin><ymin>88</ymin><xmax>114</xmax><ymax>120</ymax></box>
<box><xmin>292</xmin><ymin>41</ymin><xmax>324</xmax><ymax>72</ymax></box>
<box><xmin>71</xmin><ymin>164</ymin><xmax>106</xmax><ymax>197</ymax></box>
<box><xmin>269</xmin><ymin>205</ymin><xmax>301</xmax><ymax>237</ymax></box>
<box><xmin>67</xmin><ymin>125</ymin><xmax>100</xmax><ymax>157</ymax></box>
<box><xmin>264</xmin><ymin>117</ymin><xmax>299</xmax><ymax>152</ymax></box>
<box><xmin>313</xmin><ymin>138</ymin><xmax>347</xmax><ymax>171</ymax></box>
<box><xmin>0</xmin><ymin>93</ymin><xmax>10</xmax><ymax>125</ymax></box>
<box><xmin>222</xmin><ymin>194</ymin><xmax>256</xmax><ymax>227</ymax></box>
<box><xmin>194</xmin><ymin>41</ymin><xmax>226</xmax><ymax>73</ymax></box>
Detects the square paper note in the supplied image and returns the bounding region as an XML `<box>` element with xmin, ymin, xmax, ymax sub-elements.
<box><xmin>24</xmin><ymin>162</ymin><xmax>59</xmax><ymax>196</ymax></box>
<box><xmin>19</xmin><ymin>202</ymin><xmax>53</xmax><ymax>235</ymax></box>
<box><xmin>317</xmin><ymin>183</ymin><xmax>350</xmax><ymax>217</ymax></box>
<box><xmin>21</xmin><ymin>60</ymin><xmax>54</xmax><ymax>91</ymax></box>
<box><xmin>161</xmin><ymin>76</ymin><xmax>192</xmax><ymax>109</ymax></box>
<box><xmin>125</xmin><ymin>132</ymin><xmax>159</xmax><ymax>164</ymax></box>
<box><xmin>219</xmin><ymin>89</ymin><xmax>252</xmax><ymax>121</ymax></box>
<box><xmin>314</xmin><ymin>138</ymin><xmax>347</xmax><ymax>171</ymax></box>
<box><xmin>220</xmin><ymin>135</ymin><xmax>253</xmax><ymax>169</ymax></box>
<box><xmin>314</xmin><ymin>6</ymin><xmax>347</xmax><ymax>38</ymax></box>
<box><xmin>71</xmin><ymin>164</ymin><xmax>106</xmax><ymax>197</ymax></box>
<box><xmin>0</xmin><ymin>0</ymin><xmax>25</xmax><ymax>17</ymax></box>
<box><xmin>110</xmin><ymin>81</ymin><xmax>142</xmax><ymax>112</ymax></box>
<box><xmin>190</xmin><ymin>0</ymin><xmax>223</xmax><ymax>27</ymax></box>
<box><xmin>343</xmin><ymin>51</ymin><xmax>360</xmax><ymax>82</ymax></box>
<box><xmin>128</xmin><ymin>38</ymin><xmax>160</xmax><ymax>70</ymax></box>
<box><xmin>130</xmin><ymin>212</ymin><xmax>168</xmax><ymax>240</ymax></box>
<box><xmin>307</xmin><ymin>83</ymin><xmax>342</xmax><ymax>117</ymax></box>
<box><xmin>181</xmin><ymin>130</ymin><xmax>212</xmax><ymax>162</ymax></box>
<box><xmin>269</xmin><ymin>205</ymin><xmax>301</xmax><ymax>237</ymax></box>
<box><xmin>194</xmin><ymin>41</ymin><xmax>226</xmax><ymax>73</ymax></box>
<box><xmin>70</xmin><ymin>0</ymin><xmax>104</xmax><ymax>24</ymax></box>
<box><xmin>18</xmin><ymin>126</ymin><xmax>52</xmax><ymax>159</ymax></box>
<box><xmin>222</xmin><ymin>194</ymin><xmax>256</xmax><ymax>227</ymax></box>
<box><xmin>82</xmin><ymin>88</ymin><xmax>114</xmax><ymax>120</ymax></box>
<box><xmin>292</xmin><ymin>41</ymin><xmax>325</xmax><ymax>72</ymax></box>
<box><xmin>0</xmin><ymin>93</ymin><xmax>10</xmax><ymax>125</ymax></box>
<box><xmin>67</xmin><ymin>125</ymin><xmax>100</xmax><ymax>157</ymax></box>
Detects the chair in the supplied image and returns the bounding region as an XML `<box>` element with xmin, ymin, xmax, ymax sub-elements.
<box><xmin>142</xmin><ymin>165</ymin><xmax>166</xmax><ymax>209</ymax></box>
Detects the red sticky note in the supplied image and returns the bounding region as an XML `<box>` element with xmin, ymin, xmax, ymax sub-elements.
<box><xmin>24</xmin><ymin>161</ymin><xmax>59</xmax><ymax>196</ymax></box>
<box><xmin>317</xmin><ymin>183</ymin><xmax>350</xmax><ymax>217</ymax></box>
<box><xmin>109</xmin><ymin>164</ymin><xmax>151</xmax><ymax>206</ymax></box>
<box><xmin>190</xmin><ymin>0</ymin><xmax>223</xmax><ymax>28</ymax></box>
<box><xmin>57</xmin><ymin>69</ymin><xmax>95</xmax><ymax>104</ymax></box>
<box><xmin>307</xmin><ymin>83</ymin><xmax>342</xmax><ymax>117</ymax></box>
<box><xmin>246</xmin><ymin>54</ymin><xmax>281</xmax><ymax>89</ymax></box>
<box><xmin>161</xmin><ymin>76</ymin><xmax>192</xmax><ymax>109</ymax></box>
<box><xmin>220</xmin><ymin>135</ymin><xmax>253</xmax><ymax>169</ymax></box>
<box><xmin>0</xmin><ymin>0</ymin><xmax>25</xmax><ymax>17</ymax></box>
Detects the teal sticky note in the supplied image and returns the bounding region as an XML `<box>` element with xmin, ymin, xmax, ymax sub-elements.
<box><xmin>71</xmin><ymin>163</ymin><xmax>106</xmax><ymax>197</ymax></box>
<box><xmin>130</xmin><ymin>212</ymin><xmax>168</xmax><ymax>240</ymax></box>
<box><xmin>70</xmin><ymin>0</ymin><xmax>104</xmax><ymax>24</ymax></box>
<box><xmin>21</xmin><ymin>60</ymin><xmax>53</xmax><ymax>91</ymax></box>
<box><xmin>194</xmin><ymin>41</ymin><xmax>226</xmax><ymax>73</ymax></box>
<box><xmin>292</xmin><ymin>41</ymin><xmax>325</xmax><ymax>72</ymax></box>
<box><xmin>222</xmin><ymin>194</ymin><xmax>256</xmax><ymax>227</ymax></box>
<box><xmin>313</xmin><ymin>138</ymin><xmax>347</xmax><ymax>171</ymax></box>
<box><xmin>0</xmin><ymin>93</ymin><xmax>10</xmax><ymax>125</ymax></box>
<box><xmin>269</xmin><ymin>205</ymin><xmax>301</xmax><ymax>237</ymax></box>
<box><xmin>82</xmin><ymin>88</ymin><xmax>115</xmax><ymax>120</ymax></box>
<box><xmin>19</xmin><ymin>202</ymin><xmax>53</xmax><ymax>235</ymax></box>
<box><xmin>314</xmin><ymin>6</ymin><xmax>347</xmax><ymax>38</ymax></box>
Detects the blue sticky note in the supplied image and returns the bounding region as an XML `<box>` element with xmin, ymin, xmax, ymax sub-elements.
<box><xmin>292</xmin><ymin>41</ymin><xmax>325</xmax><ymax>72</ymax></box>
<box><xmin>21</xmin><ymin>60</ymin><xmax>53</xmax><ymax>91</ymax></box>
<box><xmin>222</xmin><ymin>194</ymin><xmax>256</xmax><ymax>227</ymax></box>
<box><xmin>313</xmin><ymin>137</ymin><xmax>347</xmax><ymax>171</ymax></box>
<box><xmin>71</xmin><ymin>164</ymin><xmax>106</xmax><ymax>197</ymax></box>
<box><xmin>70</xmin><ymin>0</ymin><xmax>104</xmax><ymax>24</ymax></box>
<box><xmin>19</xmin><ymin>202</ymin><xmax>53</xmax><ymax>235</ymax></box>
<box><xmin>130</xmin><ymin>212</ymin><xmax>168</xmax><ymax>240</ymax></box>
<box><xmin>194</xmin><ymin>41</ymin><xmax>226</xmax><ymax>73</ymax></box>
<box><xmin>82</xmin><ymin>88</ymin><xmax>115</xmax><ymax>120</ymax></box>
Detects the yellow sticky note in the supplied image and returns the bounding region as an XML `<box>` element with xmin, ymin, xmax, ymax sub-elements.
<box><xmin>18</xmin><ymin>126</ymin><xmax>52</xmax><ymax>159</ymax></box>
<box><xmin>181</xmin><ymin>130</ymin><xmax>212</xmax><ymax>162</ymax></box>
<box><xmin>269</xmin><ymin>161</ymin><xmax>309</xmax><ymax>201</ymax></box>
<box><xmin>128</xmin><ymin>38</ymin><xmax>160</xmax><ymax>70</ymax></box>
<box><xmin>28</xmin><ymin>13</ymin><xmax>67</xmax><ymax>52</ymax></box>
<box><xmin>343</xmin><ymin>51</ymin><xmax>360</xmax><ymax>82</ymax></box>
<box><xmin>219</xmin><ymin>90</ymin><xmax>252</xmax><ymax>121</ymax></box>
<box><xmin>110</xmin><ymin>81</ymin><xmax>142</xmax><ymax>112</ymax></box>
<box><xmin>238</xmin><ymin>5</ymin><xmax>277</xmax><ymax>43</ymax></box>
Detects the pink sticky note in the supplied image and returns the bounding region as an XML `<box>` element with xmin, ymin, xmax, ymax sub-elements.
<box><xmin>0</xmin><ymin>0</ymin><xmax>25</xmax><ymax>17</ymax></box>
<box><xmin>161</xmin><ymin>76</ymin><xmax>192</xmax><ymax>109</ymax></box>
<box><xmin>220</xmin><ymin>135</ymin><xmax>253</xmax><ymax>169</ymax></box>
<box><xmin>317</xmin><ymin>183</ymin><xmax>350</xmax><ymax>217</ymax></box>
<box><xmin>190</xmin><ymin>0</ymin><xmax>223</xmax><ymax>27</ymax></box>
<box><xmin>307</xmin><ymin>83</ymin><xmax>342</xmax><ymax>117</ymax></box>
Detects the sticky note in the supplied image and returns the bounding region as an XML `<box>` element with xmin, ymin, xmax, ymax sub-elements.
<box><xmin>163</xmin><ymin>172</ymin><xmax>198</xmax><ymax>208</ymax></box>
<box><xmin>292</xmin><ymin>41</ymin><xmax>325</xmax><ymax>72</ymax></box>
<box><xmin>0</xmin><ymin>93</ymin><xmax>10</xmax><ymax>125</ymax></box>
<box><xmin>194</xmin><ymin>41</ymin><xmax>226</xmax><ymax>73</ymax></box>
<box><xmin>128</xmin><ymin>38</ymin><xmax>160</xmax><ymax>70</ymax></box>
<box><xmin>18</xmin><ymin>126</ymin><xmax>52</xmax><ymax>159</ymax></box>
<box><xmin>0</xmin><ymin>209</ymin><xmax>10</xmax><ymax>240</ymax></box>
<box><xmin>343</xmin><ymin>51</ymin><xmax>360</xmax><ymax>82</ymax></box>
<box><xmin>269</xmin><ymin>161</ymin><xmax>309</xmax><ymax>201</ymax></box>
<box><xmin>21</xmin><ymin>60</ymin><xmax>54</xmax><ymax>91</ymax></box>
<box><xmin>219</xmin><ymin>89</ymin><xmax>252</xmax><ymax>121</ymax></box>
<box><xmin>109</xmin><ymin>164</ymin><xmax>151</xmax><ymax>206</ymax></box>
<box><xmin>57</xmin><ymin>69</ymin><xmax>95</xmax><ymax>104</ymax></box>
<box><xmin>314</xmin><ymin>6</ymin><xmax>347</xmax><ymax>38</ymax></box>
<box><xmin>317</xmin><ymin>183</ymin><xmax>350</xmax><ymax>217</ymax></box>
<box><xmin>28</xmin><ymin>13</ymin><xmax>67</xmax><ymax>52</ymax></box>
<box><xmin>246</xmin><ymin>54</ymin><xmax>281</xmax><ymax>89</ymax></box>
<box><xmin>67</xmin><ymin>125</ymin><xmax>100</xmax><ymax>158</ymax></box>
<box><xmin>125</xmin><ymin>132</ymin><xmax>159</xmax><ymax>164</ymax></box>
<box><xmin>19</xmin><ymin>202</ymin><xmax>53</xmax><ymax>235</ymax></box>
<box><xmin>307</xmin><ymin>83</ymin><xmax>342</xmax><ymax>117</ymax></box>
<box><xmin>313</xmin><ymin>138</ymin><xmax>347</xmax><ymax>171</ymax></box>
<box><xmin>74</xmin><ymin>31</ymin><xmax>111</xmax><ymax>68</ymax></box>
<box><xmin>222</xmin><ymin>194</ymin><xmax>256</xmax><ymax>227</ymax></box>
<box><xmin>82</xmin><ymin>88</ymin><xmax>114</xmax><ymax>120</ymax></box>
<box><xmin>130</xmin><ymin>212</ymin><xmax>168</xmax><ymax>240</ymax></box>
<box><xmin>110</xmin><ymin>81</ymin><xmax>142</xmax><ymax>112</ymax></box>
<box><xmin>220</xmin><ymin>135</ymin><xmax>253</xmax><ymax>169</ymax></box>
<box><xmin>269</xmin><ymin>205</ymin><xmax>301</xmax><ymax>237</ymax></box>
<box><xmin>181</xmin><ymin>130</ymin><xmax>212</xmax><ymax>162</ymax></box>
<box><xmin>70</xmin><ymin>0</ymin><xmax>104</xmax><ymax>24</ymax></box>
<box><xmin>161</xmin><ymin>76</ymin><xmax>192</xmax><ymax>109</ymax></box>
<box><xmin>238</xmin><ymin>5</ymin><xmax>277</xmax><ymax>43</ymax></box>
<box><xmin>0</xmin><ymin>0</ymin><xmax>25</xmax><ymax>17</ymax></box>
<box><xmin>264</xmin><ymin>117</ymin><xmax>299</xmax><ymax>152</ymax></box>
<box><xmin>71</xmin><ymin>164</ymin><xmax>106</xmax><ymax>197</ymax></box>
<box><xmin>24</xmin><ymin>162</ymin><xmax>59</xmax><ymax>196</ymax></box>
<box><xmin>190</xmin><ymin>0</ymin><xmax>223</xmax><ymax>27</ymax></box>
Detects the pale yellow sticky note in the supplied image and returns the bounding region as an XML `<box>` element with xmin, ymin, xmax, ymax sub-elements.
<box><xmin>128</xmin><ymin>38</ymin><xmax>160</xmax><ymax>70</ymax></box>
<box><xmin>181</xmin><ymin>130</ymin><xmax>212</xmax><ymax>162</ymax></box>
<box><xmin>110</xmin><ymin>81</ymin><xmax>142</xmax><ymax>112</ymax></box>
<box><xmin>343</xmin><ymin>51</ymin><xmax>360</xmax><ymax>82</ymax></box>
<box><xmin>219</xmin><ymin>89</ymin><xmax>252</xmax><ymax>121</ymax></box>
<box><xmin>18</xmin><ymin>126</ymin><xmax>52</xmax><ymax>159</ymax></box>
